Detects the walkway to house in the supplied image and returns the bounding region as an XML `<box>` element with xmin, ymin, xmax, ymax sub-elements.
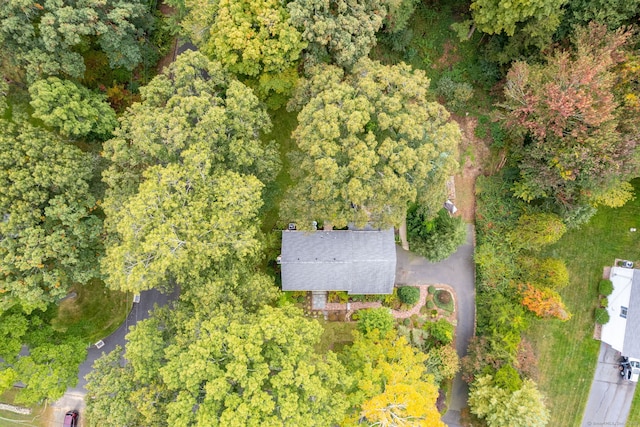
<box><xmin>323</xmin><ymin>284</ymin><xmax>454</xmax><ymax>320</ymax></box>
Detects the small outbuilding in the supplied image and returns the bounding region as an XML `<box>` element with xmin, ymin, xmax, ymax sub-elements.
<box><xmin>601</xmin><ymin>266</ymin><xmax>640</xmax><ymax>359</ymax></box>
<box><xmin>279</xmin><ymin>228</ymin><xmax>396</xmax><ymax>295</ymax></box>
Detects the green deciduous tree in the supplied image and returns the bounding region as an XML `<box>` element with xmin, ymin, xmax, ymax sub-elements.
<box><xmin>85</xmin><ymin>346</ymin><xmax>141</xmax><ymax>427</ymax></box>
<box><xmin>183</xmin><ymin>0</ymin><xmax>307</xmax><ymax>104</ymax></box>
<box><xmin>102</xmin><ymin>164</ymin><xmax>264</xmax><ymax>293</ymax></box>
<box><xmin>1</xmin><ymin>312</ymin><xmax>87</xmax><ymax>404</ymax></box>
<box><xmin>469</xmin><ymin>374</ymin><xmax>550</xmax><ymax>427</ymax></box>
<box><xmin>102</xmin><ymin>51</ymin><xmax>278</xmax><ymax>215</ymax></box>
<box><xmin>0</xmin><ymin>310</ymin><xmax>28</xmax><ymax>362</ymax></box>
<box><xmin>0</xmin><ymin>0</ymin><xmax>148</xmax><ymax>82</ymax></box>
<box><xmin>407</xmin><ymin>206</ymin><xmax>467</xmax><ymax>262</ymax></box>
<box><xmin>283</xmin><ymin>59</ymin><xmax>460</xmax><ymax>229</ymax></box>
<box><xmin>383</xmin><ymin>0</ymin><xmax>418</xmax><ymax>34</ymax></box>
<box><xmin>87</xmin><ymin>306</ymin><xmax>350</xmax><ymax>426</ymax></box>
<box><xmin>469</xmin><ymin>0</ymin><xmax>565</xmax><ymax>37</ymax></box>
<box><xmin>29</xmin><ymin>77</ymin><xmax>117</xmax><ymax>139</ymax></box>
<box><xmin>0</xmin><ymin>121</ymin><xmax>102</xmax><ymax>312</ymax></box>
<box><xmin>288</xmin><ymin>0</ymin><xmax>386</xmax><ymax>68</ymax></box>
<box><xmin>12</xmin><ymin>338</ymin><xmax>87</xmax><ymax>404</ymax></box>
<box><xmin>562</xmin><ymin>0</ymin><xmax>640</xmax><ymax>31</ymax></box>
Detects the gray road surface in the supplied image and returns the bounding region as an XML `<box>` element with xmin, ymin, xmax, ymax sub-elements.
<box><xmin>581</xmin><ymin>342</ymin><xmax>636</xmax><ymax>427</ymax></box>
<box><xmin>396</xmin><ymin>224</ymin><xmax>476</xmax><ymax>427</ymax></box>
<box><xmin>49</xmin><ymin>287</ymin><xmax>178</xmax><ymax>425</ymax></box>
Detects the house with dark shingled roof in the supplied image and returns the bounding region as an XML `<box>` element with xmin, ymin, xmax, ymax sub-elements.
<box><xmin>279</xmin><ymin>228</ymin><xmax>396</xmax><ymax>295</ymax></box>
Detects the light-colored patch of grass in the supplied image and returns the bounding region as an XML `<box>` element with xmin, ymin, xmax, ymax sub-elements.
<box><xmin>314</xmin><ymin>320</ymin><xmax>357</xmax><ymax>354</ymax></box>
<box><xmin>525</xmin><ymin>178</ymin><xmax>640</xmax><ymax>426</ymax></box>
<box><xmin>51</xmin><ymin>278</ymin><xmax>130</xmax><ymax>343</ymax></box>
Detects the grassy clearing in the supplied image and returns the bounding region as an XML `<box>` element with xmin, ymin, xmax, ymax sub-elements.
<box><xmin>372</xmin><ymin>1</ymin><xmax>499</xmax><ymax>110</ymax></box>
<box><xmin>51</xmin><ymin>278</ymin><xmax>130</xmax><ymax>344</ymax></box>
<box><xmin>314</xmin><ymin>320</ymin><xmax>357</xmax><ymax>354</ymax></box>
<box><xmin>525</xmin><ymin>179</ymin><xmax>640</xmax><ymax>426</ymax></box>
<box><xmin>260</xmin><ymin>107</ymin><xmax>298</xmax><ymax>233</ymax></box>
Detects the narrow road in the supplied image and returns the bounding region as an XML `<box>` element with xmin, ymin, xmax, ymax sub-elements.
<box><xmin>395</xmin><ymin>224</ymin><xmax>476</xmax><ymax>427</ymax></box>
<box><xmin>49</xmin><ymin>287</ymin><xmax>179</xmax><ymax>424</ymax></box>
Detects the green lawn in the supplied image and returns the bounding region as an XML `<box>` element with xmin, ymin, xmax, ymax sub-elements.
<box><xmin>314</xmin><ymin>320</ymin><xmax>357</xmax><ymax>354</ymax></box>
<box><xmin>51</xmin><ymin>278</ymin><xmax>131</xmax><ymax>343</ymax></box>
<box><xmin>525</xmin><ymin>179</ymin><xmax>640</xmax><ymax>426</ymax></box>
<box><xmin>628</xmin><ymin>379</ymin><xmax>640</xmax><ymax>425</ymax></box>
<box><xmin>260</xmin><ymin>107</ymin><xmax>298</xmax><ymax>233</ymax></box>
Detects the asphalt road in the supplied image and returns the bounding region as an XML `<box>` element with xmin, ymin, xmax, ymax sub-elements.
<box><xmin>581</xmin><ymin>342</ymin><xmax>637</xmax><ymax>427</ymax></box>
<box><xmin>49</xmin><ymin>286</ymin><xmax>179</xmax><ymax>425</ymax></box>
<box><xmin>395</xmin><ymin>224</ymin><xmax>476</xmax><ymax>427</ymax></box>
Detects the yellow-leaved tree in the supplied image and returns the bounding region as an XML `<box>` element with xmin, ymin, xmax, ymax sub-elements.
<box><xmin>341</xmin><ymin>329</ymin><xmax>445</xmax><ymax>426</ymax></box>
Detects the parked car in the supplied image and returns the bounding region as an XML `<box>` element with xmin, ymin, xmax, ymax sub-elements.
<box><xmin>620</xmin><ymin>357</ymin><xmax>640</xmax><ymax>382</ymax></box>
<box><xmin>63</xmin><ymin>410</ymin><xmax>78</xmax><ymax>427</ymax></box>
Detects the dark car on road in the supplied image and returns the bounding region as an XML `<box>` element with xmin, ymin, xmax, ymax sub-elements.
<box><xmin>63</xmin><ymin>410</ymin><xmax>78</xmax><ymax>427</ymax></box>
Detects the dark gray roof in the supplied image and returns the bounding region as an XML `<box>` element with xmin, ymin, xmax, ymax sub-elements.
<box><xmin>624</xmin><ymin>270</ymin><xmax>640</xmax><ymax>358</ymax></box>
<box><xmin>280</xmin><ymin>229</ymin><xmax>396</xmax><ymax>294</ymax></box>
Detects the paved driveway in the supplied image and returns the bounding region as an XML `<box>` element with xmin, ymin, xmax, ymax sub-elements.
<box><xmin>396</xmin><ymin>224</ymin><xmax>476</xmax><ymax>427</ymax></box>
<box><xmin>581</xmin><ymin>342</ymin><xmax>636</xmax><ymax>427</ymax></box>
<box><xmin>49</xmin><ymin>287</ymin><xmax>179</xmax><ymax>426</ymax></box>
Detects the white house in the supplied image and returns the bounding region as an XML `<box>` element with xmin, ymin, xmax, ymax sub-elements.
<box><xmin>601</xmin><ymin>266</ymin><xmax>640</xmax><ymax>359</ymax></box>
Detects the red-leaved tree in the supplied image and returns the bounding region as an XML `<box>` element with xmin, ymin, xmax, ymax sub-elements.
<box><xmin>502</xmin><ymin>23</ymin><xmax>639</xmax><ymax>209</ymax></box>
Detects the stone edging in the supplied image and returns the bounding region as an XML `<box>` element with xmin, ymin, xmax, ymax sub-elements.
<box><xmin>0</xmin><ymin>403</ymin><xmax>31</xmax><ymax>415</ymax></box>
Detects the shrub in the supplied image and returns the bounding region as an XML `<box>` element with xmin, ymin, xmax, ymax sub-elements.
<box><xmin>407</xmin><ymin>206</ymin><xmax>467</xmax><ymax>262</ymax></box>
<box><xmin>428</xmin><ymin>285</ymin><xmax>436</xmax><ymax>295</ymax></box>
<box><xmin>424</xmin><ymin>318</ymin><xmax>454</xmax><ymax>347</ymax></box>
<box><xmin>403</xmin><ymin>318</ymin><xmax>411</xmax><ymax>327</ymax></box>
<box><xmin>398</xmin><ymin>286</ymin><xmax>420</xmax><ymax>305</ymax></box>
<box><xmin>519</xmin><ymin>257</ymin><xmax>570</xmax><ymax>289</ymax></box>
<box><xmin>599</xmin><ymin>279</ymin><xmax>614</xmax><ymax>296</ymax></box>
<box><xmin>600</xmin><ymin>297</ymin><xmax>608</xmax><ymax>308</ymax></box>
<box><xmin>434</xmin><ymin>290</ymin><xmax>454</xmax><ymax>312</ymax></box>
<box><xmin>509</xmin><ymin>213</ymin><xmax>566</xmax><ymax>251</ymax></box>
<box><xmin>437</xmin><ymin>290</ymin><xmax>451</xmax><ymax>304</ymax></box>
<box><xmin>435</xmin><ymin>76</ymin><xmax>474</xmax><ymax>112</ymax></box>
<box><xmin>426</xmin><ymin>300</ymin><xmax>435</xmax><ymax>309</ymax></box>
<box><xmin>476</xmin><ymin>243</ymin><xmax>517</xmax><ymax>288</ymax></box>
<box><xmin>595</xmin><ymin>307</ymin><xmax>610</xmax><ymax>325</ymax></box>
<box><xmin>350</xmin><ymin>294</ymin><xmax>366</xmax><ymax>302</ymax></box>
<box><xmin>356</xmin><ymin>308</ymin><xmax>395</xmax><ymax>336</ymax></box>
<box><xmin>328</xmin><ymin>291</ymin><xmax>349</xmax><ymax>303</ymax></box>
<box><xmin>382</xmin><ymin>288</ymin><xmax>401</xmax><ymax>308</ymax></box>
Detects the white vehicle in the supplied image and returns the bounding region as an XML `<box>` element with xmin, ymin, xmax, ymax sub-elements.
<box><xmin>620</xmin><ymin>357</ymin><xmax>640</xmax><ymax>382</ymax></box>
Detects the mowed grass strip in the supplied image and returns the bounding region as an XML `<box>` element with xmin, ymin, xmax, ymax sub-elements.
<box><xmin>260</xmin><ymin>107</ymin><xmax>298</xmax><ymax>233</ymax></box>
<box><xmin>51</xmin><ymin>278</ymin><xmax>130</xmax><ymax>343</ymax></box>
<box><xmin>526</xmin><ymin>179</ymin><xmax>640</xmax><ymax>426</ymax></box>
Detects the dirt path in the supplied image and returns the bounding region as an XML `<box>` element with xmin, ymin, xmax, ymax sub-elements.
<box><xmin>451</xmin><ymin>115</ymin><xmax>490</xmax><ymax>223</ymax></box>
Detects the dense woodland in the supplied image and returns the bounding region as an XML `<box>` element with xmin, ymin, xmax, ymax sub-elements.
<box><xmin>0</xmin><ymin>0</ymin><xmax>639</xmax><ymax>425</ymax></box>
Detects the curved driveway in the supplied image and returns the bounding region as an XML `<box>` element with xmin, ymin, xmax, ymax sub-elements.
<box><xmin>49</xmin><ymin>287</ymin><xmax>179</xmax><ymax>424</ymax></box>
<box><xmin>395</xmin><ymin>224</ymin><xmax>476</xmax><ymax>427</ymax></box>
